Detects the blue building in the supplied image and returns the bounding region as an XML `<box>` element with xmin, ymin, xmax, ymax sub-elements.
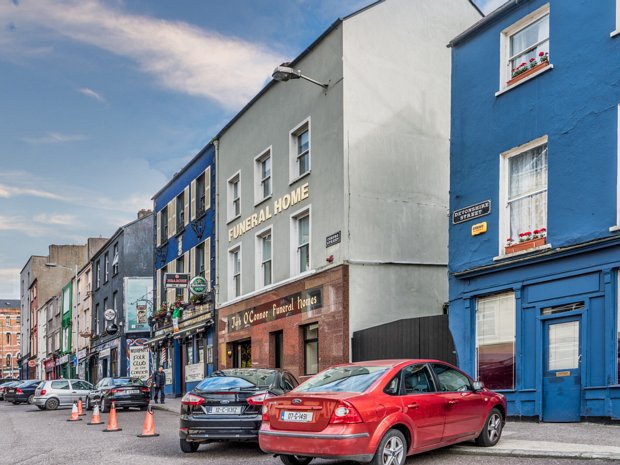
<box><xmin>148</xmin><ymin>143</ymin><xmax>216</xmax><ymax>397</ymax></box>
<box><xmin>448</xmin><ymin>0</ymin><xmax>620</xmax><ymax>421</ymax></box>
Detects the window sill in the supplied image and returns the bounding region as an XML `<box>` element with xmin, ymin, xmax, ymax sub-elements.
<box><xmin>226</xmin><ymin>214</ymin><xmax>241</xmax><ymax>226</ymax></box>
<box><xmin>611</xmin><ymin>30</ymin><xmax>620</xmax><ymax>38</ymax></box>
<box><xmin>289</xmin><ymin>170</ymin><xmax>311</xmax><ymax>186</ymax></box>
<box><xmin>493</xmin><ymin>243</ymin><xmax>552</xmax><ymax>261</ymax></box>
<box><xmin>254</xmin><ymin>194</ymin><xmax>272</xmax><ymax>208</ymax></box>
<box><xmin>609</xmin><ymin>224</ymin><xmax>620</xmax><ymax>232</ymax></box>
<box><xmin>495</xmin><ymin>64</ymin><xmax>554</xmax><ymax>97</ymax></box>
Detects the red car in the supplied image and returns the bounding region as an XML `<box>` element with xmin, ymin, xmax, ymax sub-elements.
<box><xmin>259</xmin><ymin>360</ymin><xmax>506</xmax><ymax>465</ymax></box>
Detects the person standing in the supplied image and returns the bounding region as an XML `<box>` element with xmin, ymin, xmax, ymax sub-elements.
<box><xmin>152</xmin><ymin>366</ymin><xmax>166</xmax><ymax>404</ymax></box>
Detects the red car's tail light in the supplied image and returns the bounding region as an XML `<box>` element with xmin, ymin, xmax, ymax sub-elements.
<box><xmin>40</xmin><ymin>389</ymin><xmax>46</xmax><ymax>395</ymax></box>
<box><xmin>181</xmin><ymin>393</ymin><xmax>205</xmax><ymax>406</ymax></box>
<box><xmin>140</xmin><ymin>387</ymin><xmax>150</xmax><ymax>393</ymax></box>
<box><xmin>16</xmin><ymin>389</ymin><xmax>23</xmax><ymax>394</ymax></box>
<box><xmin>329</xmin><ymin>400</ymin><xmax>363</xmax><ymax>424</ymax></box>
<box><xmin>247</xmin><ymin>392</ymin><xmax>273</xmax><ymax>406</ymax></box>
<box><xmin>261</xmin><ymin>404</ymin><xmax>269</xmax><ymax>422</ymax></box>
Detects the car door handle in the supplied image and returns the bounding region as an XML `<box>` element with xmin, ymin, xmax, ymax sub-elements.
<box><xmin>448</xmin><ymin>400</ymin><xmax>458</xmax><ymax>405</ymax></box>
<box><xmin>72</xmin><ymin>391</ymin><xmax>77</xmax><ymax>394</ymax></box>
<box><xmin>407</xmin><ymin>403</ymin><xmax>419</xmax><ymax>409</ymax></box>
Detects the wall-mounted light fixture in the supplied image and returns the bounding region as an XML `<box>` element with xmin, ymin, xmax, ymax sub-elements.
<box><xmin>272</xmin><ymin>62</ymin><xmax>329</xmax><ymax>90</ymax></box>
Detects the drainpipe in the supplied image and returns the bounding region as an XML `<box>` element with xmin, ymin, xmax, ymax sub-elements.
<box><xmin>212</xmin><ymin>138</ymin><xmax>220</xmax><ymax>373</ymax></box>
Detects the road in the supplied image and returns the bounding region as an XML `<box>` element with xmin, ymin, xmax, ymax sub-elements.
<box><xmin>0</xmin><ymin>400</ymin><xmax>616</xmax><ymax>465</ymax></box>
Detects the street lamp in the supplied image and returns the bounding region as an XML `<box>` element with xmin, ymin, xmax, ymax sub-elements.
<box><xmin>45</xmin><ymin>262</ymin><xmax>79</xmax><ymax>378</ymax></box>
<box><xmin>272</xmin><ymin>62</ymin><xmax>329</xmax><ymax>90</ymax></box>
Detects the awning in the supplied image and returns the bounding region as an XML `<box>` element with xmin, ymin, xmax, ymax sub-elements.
<box><xmin>173</xmin><ymin>319</ymin><xmax>214</xmax><ymax>340</ymax></box>
<box><xmin>145</xmin><ymin>334</ymin><xmax>169</xmax><ymax>347</ymax></box>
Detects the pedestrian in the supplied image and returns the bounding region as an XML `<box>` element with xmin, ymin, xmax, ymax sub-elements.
<box><xmin>152</xmin><ymin>366</ymin><xmax>166</xmax><ymax>404</ymax></box>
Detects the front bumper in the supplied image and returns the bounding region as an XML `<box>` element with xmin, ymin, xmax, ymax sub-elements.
<box><xmin>258</xmin><ymin>424</ymin><xmax>374</xmax><ymax>462</ymax></box>
<box><xmin>180</xmin><ymin>413</ymin><xmax>262</xmax><ymax>442</ymax></box>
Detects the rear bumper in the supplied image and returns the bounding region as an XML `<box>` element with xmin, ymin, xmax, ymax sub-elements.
<box><xmin>4</xmin><ymin>394</ymin><xmax>28</xmax><ymax>402</ymax></box>
<box><xmin>258</xmin><ymin>424</ymin><xmax>374</xmax><ymax>462</ymax></box>
<box><xmin>32</xmin><ymin>397</ymin><xmax>47</xmax><ymax>406</ymax></box>
<box><xmin>180</xmin><ymin>414</ymin><xmax>261</xmax><ymax>442</ymax></box>
<box><xmin>108</xmin><ymin>397</ymin><xmax>150</xmax><ymax>407</ymax></box>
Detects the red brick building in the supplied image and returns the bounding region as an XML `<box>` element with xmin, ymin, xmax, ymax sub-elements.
<box><xmin>0</xmin><ymin>300</ymin><xmax>21</xmax><ymax>378</ymax></box>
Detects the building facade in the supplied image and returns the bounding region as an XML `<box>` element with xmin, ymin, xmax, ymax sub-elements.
<box><xmin>44</xmin><ymin>295</ymin><xmax>62</xmax><ymax>380</ymax></box>
<box><xmin>90</xmin><ymin>212</ymin><xmax>154</xmax><ymax>382</ymax></box>
<box><xmin>449</xmin><ymin>0</ymin><xmax>620</xmax><ymax>421</ymax></box>
<box><xmin>75</xmin><ymin>262</ymin><xmax>93</xmax><ymax>381</ymax></box>
<box><xmin>150</xmin><ymin>144</ymin><xmax>216</xmax><ymax>397</ymax></box>
<box><xmin>215</xmin><ymin>0</ymin><xmax>481</xmax><ymax>381</ymax></box>
<box><xmin>0</xmin><ymin>300</ymin><xmax>20</xmax><ymax>378</ymax></box>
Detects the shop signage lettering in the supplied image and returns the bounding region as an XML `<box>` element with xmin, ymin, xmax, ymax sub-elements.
<box><xmin>189</xmin><ymin>276</ymin><xmax>208</xmax><ymax>296</ymax></box>
<box><xmin>165</xmin><ymin>273</ymin><xmax>190</xmax><ymax>288</ymax></box>
<box><xmin>99</xmin><ymin>348</ymin><xmax>111</xmax><ymax>358</ymax></box>
<box><xmin>58</xmin><ymin>355</ymin><xmax>69</xmax><ymax>364</ymax></box>
<box><xmin>227</xmin><ymin>286</ymin><xmax>322</xmax><ymax>333</ymax></box>
<box><xmin>452</xmin><ymin>200</ymin><xmax>491</xmax><ymax>224</ymax></box>
<box><xmin>129</xmin><ymin>346</ymin><xmax>150</xmax><ymax>381</ymax></box>
<box><xmin>184</xmin><ymin>363</ymin><xmax>205</xmax><ymax>382</ymax></box>
<box><xmin>228</xmin><ymin>183</ymin><xmax>309</xmax><ymax>242</ymax></box>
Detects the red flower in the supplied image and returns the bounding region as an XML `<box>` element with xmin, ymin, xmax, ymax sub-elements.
<box><xmin>507</xmin><ymin>238</ymin><xmax>513</xmax><ymax>242</ymax></box>
<box><xmin>533</xmin><ymin>229</ymin><xmax>540</xmax><ymax>234</ymax></box>
<box><xmin>540</xmin><ymin>228</ymin><xmax>546</xmax><ymax>232</ymax></box>
<box><xmin>539</xmin><ymin>51</ymin><xmax>545</xmax><ymax>57</ymax></box>
<box><xmin>524</xmin><ymin>231</ymin><xmax>531</xmax><ymax>236</ymax></box>
<box><xmin>530</xmin><ymin>58</ymin><xmax>535</xmax><ymax>62</ymax></box>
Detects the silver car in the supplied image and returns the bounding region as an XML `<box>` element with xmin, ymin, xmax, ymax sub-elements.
<box><xmin>32</xmin><ymin>379</ymin><xmax>93</xmax><ymax>410</ymax></box>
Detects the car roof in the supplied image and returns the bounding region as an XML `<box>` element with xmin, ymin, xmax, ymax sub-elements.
<box><xmin>330</xmin><ymin>359</ymin><xmax>454</xmax><ymax>368</ymax></box>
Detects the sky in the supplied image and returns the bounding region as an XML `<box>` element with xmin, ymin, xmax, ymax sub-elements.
<box><xmin>0</xmin><ymin>0</ymin><xmax>500</xmax><ymax>299</ymax></box>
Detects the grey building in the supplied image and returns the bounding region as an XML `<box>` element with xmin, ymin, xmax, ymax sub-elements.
<box><xmin>215</xmin><ymin>0</ymin><xmax>481</xmax><ymax>379</ymax></box>
<box><xmin>43</xmin><ymin>295</ymin><xmax>61</xmax><ymax>379</ymax></box>
<box><xmin>90</xmin><ymin>211</ymin><xmax>154</xmax><ymax>381</ymax></box>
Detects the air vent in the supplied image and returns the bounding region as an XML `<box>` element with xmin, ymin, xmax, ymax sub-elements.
<box><xmin>541</xmin><ymin>302</ymin><xmax>585</xmax><ymax>316</ymax></box>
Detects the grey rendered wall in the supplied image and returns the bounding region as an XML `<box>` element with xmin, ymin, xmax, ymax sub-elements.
<box><xmin>217</xmin><ymin>26</ymin><xmax>345</xmax><ymax>304</ymax></box>
<box><xmin>342</xmin><ymin>0</ymin><xmax>481</xmax><ymax>333</ymax></box>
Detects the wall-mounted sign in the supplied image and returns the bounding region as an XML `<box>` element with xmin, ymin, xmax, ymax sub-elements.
<box><xmin>326</xmin><ymin>231</ymin><xmax>341</xmax><ymax>247</ymax></box>
<box><xmin>165</xmin><ymin>273</ymin><xmax>190</xmax><ymax>288</ymax></box>
<box><xmin>471</xmin><ymin>222</ymin><xmax>488</xmax><ymax>236</ymax></box>
<box><xmin>99</xmin><ymin>348</ymin><xmax>111</xmax><ymax>358</ymax></box>
<box><xmin>184</xmin><ymin>363</ymin><xmax>205</xmax><ymax>382</ymax></box>
<box><xmin>189</xmin><ymin>276</ymin><xmax>208</xmax><ymax>296</ymax></box>
<box><xmin>104</xmin><ymin>308</ymin><xmax>116</xmax><ymax>321</ymax></box>
<box><xmin>228</xmin><ymin>287</ymin><xmax>322</xmax><ymax>333</ymax></box>
<box><xmin>129</xmin><ymin>346</ymin><xmax>150</xmax><ymax>381</ymax></box>
<box><xmin>452</xmin><ymin>200</ymin><xmax>491</xmax><ymax>224</ymax></box>
<box><xmin>125</xmin><ymin>277</ymin><xmax>152</xmax><ymax>333</ymax></box>
<box><xmin>164</xmin><ymin>368</ymin><xmax>173</xmax><ymax>385</ymax></box>
<box><xmin>58</xmin><ymin>354</ymin><xmax>70</xmax><ymax>365</ymax></box>
<box><xmin>228</xmin><ymin>182</ymin><xmax>309</xmax><ymax>242</ymax></box>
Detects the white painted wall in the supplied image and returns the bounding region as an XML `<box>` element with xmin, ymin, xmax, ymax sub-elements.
<box><xmin>342</xmin><ymin>0</ymin><xmax>481</xmax><ymax>333</ymax></box>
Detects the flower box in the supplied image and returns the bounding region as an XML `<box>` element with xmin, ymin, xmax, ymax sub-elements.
<box><xmin>505</xmin><ymin>237</ymin><xmax>547</xmax><ymax>254</ymax></box>
<box><xmin>507</xmin><ymin>61</ymin><xmax>549</xmax><ymax>87</ymax></box>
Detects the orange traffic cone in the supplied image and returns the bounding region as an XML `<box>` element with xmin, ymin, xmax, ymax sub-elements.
<box><xmin>102</xmin><ymin>401</ymin><xmax>122</xmax><ymax>432</ymax></box>
<box><xmin>67</xmin><ymin>401</ymin><xmax>83</xmax><ymax>422</ymax></box>
<box><xmin>87</xmin><ymin>402</ymin><xmax>104</xmax><ymax>425</ymax></box>
<box><xmin>78</xmin><ymin>397</ymin><xmax>86</xmax><ymax>416</ymax></box>
<box><xmin>137</xmin><ymin>405</ymin><xmax>160</xmax><ymax>438</ymax></box>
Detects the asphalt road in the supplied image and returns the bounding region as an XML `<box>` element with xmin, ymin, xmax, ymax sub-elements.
<box><xmin>0</xmin><ymin>400</ymin><xmax>616</xmax><ymax>465</ymax></box>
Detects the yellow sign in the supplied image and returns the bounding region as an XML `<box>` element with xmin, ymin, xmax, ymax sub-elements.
<box><xmin>556</xmin><ymin>371</ymin><xmax>571</xmax><ymax>377</ymax></box>
<box><xmin>472</xmin><ymin>222</ymin><xmax>487</xmax><ymax>236</ymax></box>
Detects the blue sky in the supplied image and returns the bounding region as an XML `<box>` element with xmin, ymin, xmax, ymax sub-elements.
<box><xmin>0</xmin><ymin>0</ymin><xmax>498</xmax><ymax>298</ymax></box>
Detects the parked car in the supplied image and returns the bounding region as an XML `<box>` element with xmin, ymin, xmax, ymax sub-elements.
<box><xmin>4</xmin><ymin>380</ymin><xmax>42</xmax><ymax>404</ymax></box>
<box><xmin>33</xmin><ymin>379</ymin><xmax>94</xmax><ymax>410</ymax></box>
<box><xmin>179</xmin><ymin>368</ymin><xmax>300</xmax><ymax>453</ymax></box>
<box><xmin>0</xmin><ymin>381</ymin><xmax>21</xmax><ymax>400</ymax></box>
<box><xmin>259</xmin><ymin>360</ymin><xmax>507</xmax><ymax>465</ymax></box>
<box><xmin>0</xmin><ymin>378</ymin><xmax>18</xmax><ymax>385</ymax></box>
<box><xmin>86</xmin><ymin>377</ymin><xmax>150</xmax><ymax>412</ymax></box>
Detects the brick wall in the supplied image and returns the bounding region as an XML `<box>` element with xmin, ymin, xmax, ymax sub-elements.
<box><xmin>0</xmin><ymin>307</ymin><xmax>21</xmax><ymax>377</ymax></box>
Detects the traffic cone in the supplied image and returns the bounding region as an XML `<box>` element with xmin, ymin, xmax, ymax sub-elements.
<box><xmin>77</xmin><ymin>397</ymin><xmax>86</xmax><ymax>416</ymax></box>
<box><xmin>87</xmin><ymin>402</ymin><xmax>104</xmax><ymax>425</ymax></box>
<box><xmin>67</xmin><ymin>401</ymin><xmax>82</xmax><ymax>422</ymax></box>
<box><xmin>137</xmin><ymin>405</ymin><xmax>160</xmax><ymax>438</ymax></box>
<box><xmin>102</xmin><ymin>401</ymin><xmax>122</xmax><ymax>432</ymax></box>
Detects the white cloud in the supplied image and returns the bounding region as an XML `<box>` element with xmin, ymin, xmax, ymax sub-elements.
<box><xmin>21</xmin><ymin>132</ymin><xmax>88</xmax><ymax>144</ymax></box>
<box><xmin>78</xmin><ymin>87</ymin><xmax>105</xmax><ymax>103</ymax></box>
<box><xmin>32</xmin><ymin>213</ymin><xmax>78</xmax><ymax>226</ymax></box>
<box><xmin>0</xmin><ymin>268</ymin><xmax>20</xmax><ymax>299</ymax></box>
<box><xmin>0</xmin><ymin>183</ymin><xmax>67</xmax><ymax>200</ymax></box>
<box><xmin>0</xmin><ymin>0</ymin><xmax>285</xmax><ymax>109</ymax></box>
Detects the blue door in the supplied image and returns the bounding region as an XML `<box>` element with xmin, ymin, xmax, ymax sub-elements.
<box><xmin>542</xmin><ymin>317</ymin><xmax>581</xmax><ymax>422</ymax></box>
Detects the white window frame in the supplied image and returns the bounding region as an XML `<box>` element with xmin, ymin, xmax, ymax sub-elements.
<box><xmin>498</xmin><ymin>135</ymin><xmax>549</xmax><ymax>257</ymax></box>
<box><xmin>289</xmin><ymin>117</ymin><xmax>311</xmax><ymax>184</ymax></box>
<box><xmin>499</xmin><ymin>3</ymin><xmax>551</xmax><ymax>92</ymax></box>
<box><xmin>254</xmin><ymin>146</ymin><xmax>272</xmax><ymax>206</ymax></box>
<box><xmin>290</xmin><ymin>205</ymin><xmax>311</xmax><ymax>276</ymax></box>
<box><xmin>613</xmin><ymin>1</ymin><xmax>620</xmax><ymax>37</ymax></box>
<box><xmin>227</xmin><ymin>171</ymin><xmax>241</xmax><ymax>223</ymax></box>
<box><xmin>255</xmin><ymin>226</ymin><xmax>273</xmax><ymax>289</ymax></box>
<box><xmin>228</xmin><ymin>244</ymin><xmax>242</xmax><ymax>300</ymax></box>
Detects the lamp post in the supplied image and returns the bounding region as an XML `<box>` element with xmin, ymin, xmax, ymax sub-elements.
<box><xmin>271</xmin><ymin>62</ymin><xmax>329</xmax><ymax>90</ymax></box>
<box><xmin>45</xmin><ymin>263</ymin><xmax>79</xmax><ymax>378</ymax></box>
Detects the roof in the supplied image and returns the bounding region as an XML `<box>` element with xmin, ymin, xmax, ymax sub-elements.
<box><xmin>448</xmin><ymin>0</ymin><xmax>527</xmax><ymax>47</ymax></box>
<box><xmin>0</xmin><ymin>299</ymin><xmax>20</xmax><ymax>309</ymax></box>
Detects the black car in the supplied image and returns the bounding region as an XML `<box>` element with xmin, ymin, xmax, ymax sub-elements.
<box><xmin>87</xmin><ymin>377</ymin><xmax>150</xmax><ymax>412</ymax></box>
<box><xmin>5</xmin><ymin>380</ymin><xmax>42</xmax><ymax>404</ymax></box>
<box><xmin>179</xmin><ymin>368</ymin><xmax>299</xmax><ymax>453</ymax></box>
<box><xmin>0</xmin><ymin>381</ymin><xmax>20</xmax><ymax>400</ymax></box>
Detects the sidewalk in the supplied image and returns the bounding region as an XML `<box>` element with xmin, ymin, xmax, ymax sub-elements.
<box><xmin>447</xmin><ymin>420</ymin><xmax>620</xmax><ymax>460</ymax></box>
<box><xmin>152</xmin><ymin>400</ymin><xmax>620</xmax><ymax>461</ymax></box>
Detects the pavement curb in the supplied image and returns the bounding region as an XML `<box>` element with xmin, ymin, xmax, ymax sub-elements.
<box><xmin>446</xmin><ymin>446</ymin><xmax>620</xmax><ymax>461</ymax></box>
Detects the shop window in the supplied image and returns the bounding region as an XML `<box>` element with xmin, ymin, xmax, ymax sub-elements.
<box><xmin>111</xmin><ymin>348</ymin><xmax>118</xmax><ymax>377</ymax></box>
<box><xmin>476</xmin><ymin>292</ymin><xmax>516</xmax><ymax>390</ymax></box>
<box><xmin>290</xmin><ymin>118</ymin><xmax>311</xmax><ymax>181</ymax></box>
<box><xmin>303</xmin><ymin>323</ymin><xmax>319</xmax><ymax>376</ymax></box>
<box><xmin>500</xmin><ymin>136</ymin><xmax>548</xmax><ymax>255</ymax></box>
<box><xmin>186</xmin><ymin>340</ymin><xmax>194</xmax><ymax>365</ymax></box>
<box><xmin>197</xmin><ymin>338</ymin><xmax>205</xmax><ymax>364</ymax></box>
<box><xmin>233</xmin><ymin>340</ymin><xmax>252</xmax><ymax>368</ymax></box>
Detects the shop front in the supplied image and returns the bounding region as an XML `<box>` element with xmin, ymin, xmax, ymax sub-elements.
<box><xmin>57</xmin><ymin>354</ymin><xmax>75</xmax><ymax>379</ymax></box>
<box><xmin>217</xmin><ymin>266</ymin><xmax>349</xmax><ymax>382</ymax></box>
<box><xmin>92</xmin><ymin>338</ymin><xmax>122</xmax><ymax>381</ymax></box>
<box><xmin>77</xmin><ymin>349</ymin><xmax>89</xmax><ymax>382</ymax></box>
<box><xmin>43</xmin><ymin>356</ymin><xmax>57</xmax><ymax>380</ymax></box>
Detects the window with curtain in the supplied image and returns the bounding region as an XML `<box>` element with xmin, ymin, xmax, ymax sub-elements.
<box><xmin>260</xmin><ymin>231</ymin><xmax>272</xmax><ymax>286</ymax></box>
<box><xmin>476</xmin><ymin>292</ymin><xmax>516</xmax><ymax>390</ymax></box>
<box><xmin>507</xmin><ymin>143</ymin><xmax>547</xmax><ymax>240</ymax></box>
<box><xmin>509</xmin><ymin>13</ymin><xmax>549</xmax><ymax>73</ymax></box>
<box><xmin>296</xmin><ymin>213</ymin><xmax>310</xmax><ymax>273</ymax></box>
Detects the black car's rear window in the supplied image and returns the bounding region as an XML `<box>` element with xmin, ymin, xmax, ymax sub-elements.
<box><xmin>295</xmin><ymin>366</ymin><xmax>389</xmax><ymax>393</ymax></box>
<box><xmin>196</xmin><ymin>369</ymin><xmax>276</xmax><ymax>392</ymax></box>
<box><xmin>113</xmin><ymin>378</ymin><xmax>144</xmax><ymax>386</ymax></box>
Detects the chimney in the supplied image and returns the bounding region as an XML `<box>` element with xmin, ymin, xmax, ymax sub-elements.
<box><xmin>137</xmin><ymin>209</ymin><xmax>153</xmax><ymax>220</ymax></box>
